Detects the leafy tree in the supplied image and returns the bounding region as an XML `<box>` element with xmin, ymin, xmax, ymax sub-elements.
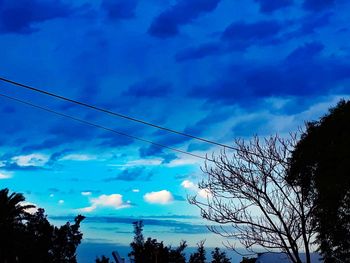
<box><xmin>189</xmin><ymin>240</ymin><xmax>206</xmax><ymax>263</ymax></box>
<box><xmin>189</xmin><ymin>136</ymin><xmax>317</xmax><ymax>263</ymax></box>
<box><xmin>211</xmin><ymin>247</ymin><xmax>230</xmax><ymax>263</ymax></box>
<box><xmin>288</xmin><ymin>100</ymin><xmax>350</xmax><ymax>262</ymax></box>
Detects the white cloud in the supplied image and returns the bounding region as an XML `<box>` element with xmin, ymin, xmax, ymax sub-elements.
<box><xmin>181</xmin><ymin>180</ymin><xmax>196</xmax><ymax>190</ymax></box>
<box><xmin>198</xmin><ymin>188</ymin><xmax>212</xmax><ymax>199</ymax></box>
<box><xmin>79</xmin><ymin>194</ymin><xmax>130</xmax><ymax>212</ymax></box>
<box><xmin>143</xmin><ymin>190</ymin><xmax>174</xmax><ymax>204</ymax></box>
<box><xmin>79</xmin><ymin>205</ymin><xmax>96</xmax><ymax>213</ymax></box>
<box><xmin>0</xmin><ymin>171</ymin><xmax>12</xmax><ymax>179</ymax></box>
<box><xmin>181</xmin><ymin>180</ymin><xmax>212</xmax><ymax>199</ymax></box>
<box><xmin>12</xmin><ymin>153</ymin><xmax>49</xmax><ymax>167</ymax></box>
<box><xmin>49</xmin><ymin>194</ymin><xmax>54</xmax><ymax>198</ymax></box>
<box><xmin>132</xmin><ymin>189</ymin><xmax>140</xmax><ymax>193</ymax></box>
<box><xmin>60</xmin><ymin>154</ymin><xmax>97</xmax><ymax>161</ymax></box>
<box><xmin>81</xmin><ymin>191</ymin><xmax>92</xmax><ymax>196</ymax></box>
<box><xmin>58</xmin><ymin>200</ymin><xmax>64</xmax><ymax>204</ymax></box>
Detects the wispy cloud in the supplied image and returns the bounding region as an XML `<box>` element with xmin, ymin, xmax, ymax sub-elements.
<box><xmin>60</xmin><ymin>154</ymin><xmax>97</xmax><ymax>161</ymax></box>
<box><xmin>109</xmin><ymin>158</ymin><xmax>163</xmax><ymax>167</ymax></box>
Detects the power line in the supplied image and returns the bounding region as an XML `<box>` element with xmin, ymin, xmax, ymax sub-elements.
<box><xmin>0</xmin><ymin>93</ymin><xmax>213</xmax><ymax>162</ymax></box>
<box><xmin>0</xmin><ymin>77</ymin><xmax>236</xmax><ymax>151</ymax></box>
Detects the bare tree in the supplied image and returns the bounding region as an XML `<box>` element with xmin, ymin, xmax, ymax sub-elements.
<box><xmin>189</xmin><ymin>135</ymin><xmax>317</xmax><ymax>263</ymax></box>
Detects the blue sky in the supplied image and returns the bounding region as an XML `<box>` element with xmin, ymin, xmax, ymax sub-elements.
<box><xmin>0</xmin><ymin>0</ymin><xmax>350</xmax><ymax>255</ymax></box>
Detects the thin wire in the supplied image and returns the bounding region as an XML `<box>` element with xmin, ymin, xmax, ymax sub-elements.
<box><xmin>0</xmin><ymin>77</ymin><xmax>236</xmax><ymax>151</ymax></box>
<box><xmin>0</xmin><ymin>93</ymin><xmax>213</xmax><ymax>162</ymax></box>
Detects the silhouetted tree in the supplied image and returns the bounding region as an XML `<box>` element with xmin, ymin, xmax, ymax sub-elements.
<box><xmin>288</xmin><ymin>100</ymin><xmax>350</xmax><ymax>263</ymax></box>
<box><xmin>51</xmin><ymin>214</ymin><xmax>85</xmax><ymax>263</ymax></box>
<box><xmin>0</xmin><ymin>188</ymin><xmax>85</xmax><ymax>263</ymax></box>
<box><xmin>0</xmin><ymin>188</ymin><xmax>34</xmax><ymax>262</ymax></box>
<box><xmin>189</xmin><ymin>136</ymin><xmax>317</xmax><ymax>263</ymax></box>
<box><xmin>129</xmin><ymin>221</ymin><xmax>145</xmax><ymax>262</ymax></box>
<box><xmin>168</xmin><ymin>240</ymin><xmax>187</xmax><ymax>263</ymax></box>
<box><xmin>189</xmin><ymin>240</ymin><xmax>206</xmax><ymax>263</ymax></box>
<box><xmin>128</xmin><ymin>220</ymin><xmax>188</xmax><ymax>263</ymax></box>
<box><xmin>96</xmin><ymin>255</ymin><xmax>110</xmax><ymax>263</ymax></box>
<box><xmin>240</xmin><ymin>257</ymin><xmax>257</xmax><ymax>263</ymax></box>
<box><xmin>24</xmin><ymin>208</ymin><xmax>54</xmax><ymax>262</ymax></box>
<box><xmin>211</xmin><ymin>247</ymin><xmax>230</xmax><ymax>263</ymax></box>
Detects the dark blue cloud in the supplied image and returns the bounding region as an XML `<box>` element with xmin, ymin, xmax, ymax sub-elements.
<box><xmin>0</xmin><ymin>161</ymin><xmax>45</xmax><ymax>171</ymax></box>
<box><xmin>222</xmin><ymin>20</ymin><xmax>282</xmax><ymax>44</ymax></box>
<box><xmin>285</xmin><ymin>42</ymin><xmax>324</xmax><ymax>63</ymax></box>
<box><xmin>48</xmin><ymin>122</ymin><xmax>96</xmax><ymax>141</ymax></box>
<box><xmin>101</xmin><ymin>0</ymin><xmax>138</xmax><ymax>20</ymax></box>
<box><xmin>148</xmin><ymin>0</ymin><xmax>221</xmax><ymax>38</ymax></box>
<box><xmin>98</xmin><ymin>132</ymin><xmax>134</xmax><ymax>148</ymax></box>
<box><xmin>123</xmin><ymin>79</ymin><xmax>172</xmax><ymax>98</ymax></box>
<box><xmin>175</xmin><ymin>42</ymin><xmax>222</xmax><ymax>62</ymax></box>
<box><xmin>298</xmin><ymin>12</ymin><xmax>332</xmax><ymax>35</ymax></box>
<box><xmin>189</xmin><ymin>42</ymin><xmax>350</xmax><ymax>106</ymax></box>
<box><xmin>176</xmin><ymin>12</ymin><xmax>332</xmax><ymax>62</ymax></box>
<box><xmin>303</xmin><ymin>0</ymin><xmax>335</xmax><ymax>11</ymax></box>
<box><xmin>105</xmin><ymin>167</ymin><xmax>153</xmax><ymax>181</ymax></box>
<box><xmin>21</xmin><ymin>139</ymin><xmax>70</xmax><ymax>153</ymax></box>
<box><xmin>285</xmin><ymin>13</ymin><xmax>332</xmax><ymax>38</ymax></box>
<box><xmin>0</xmin><ymin>0</ymin><xmax>73</xmax><ymax>34</ymax></box>
<box><xmin>176</xmin><ymin>19</ymin><xmax>284</xmax><ymax>62</ymax></box>
<box><xmin>139</xmin><ymin>144</ymin><xmax>163</xmax><ymax>157</ymax></box>
<box><xmin>184</xmin><ymin>109</ymin><xmax>232</xmax><ymax>136</ymax></box>
<box><xmin>139</xmin><ymin>145</ymin><xmax>178</xmax><ymax>163</ymax></box>
<box><xmin>254</xmin><ymin>0</ymin><xmax>293</xmax><ymax>13</ymax></box>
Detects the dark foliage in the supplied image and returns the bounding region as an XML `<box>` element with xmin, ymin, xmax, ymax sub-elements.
<box><xmin>0</xmin><ymin>188</ymin><xmax>85</xmax><ymax>263</ymax></box>
<box><xmin>288</xmin><ymin>100</ymin><xmax>350</xmax><ymax>263</ymax></box>
<box><xmin>128</xmin><ymin>220</ymin><xmax>187</xmax><ymax>263</ymax></box>
<box><xmin>211</xmin><ymin>247</ymin><xmax>230</xmax><ymax>263</ymax></box>
<box><xmin>189</xmin><ymin>240</ymin><xmax>206</xmax><ymax>263</ymax></box>
<box><xmin>240</xmin><ymin>257</ymin><xmax>257</xmax><ymax>263</ymax></box>
<box><xmin>96</xmin><ymin>255</ymin><xmax>110</xmax><ymax>263</ymax></box>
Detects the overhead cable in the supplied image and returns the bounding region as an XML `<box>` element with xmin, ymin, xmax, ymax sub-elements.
<box><xmin>0</xmin><ymin>77</ymin><xmax>235</xmax><ymax>151</ymax></box>
<box><xmin>0</xmin><ymin>93</ymin><xmax>213</xmax><ymax>162</ymax></box>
